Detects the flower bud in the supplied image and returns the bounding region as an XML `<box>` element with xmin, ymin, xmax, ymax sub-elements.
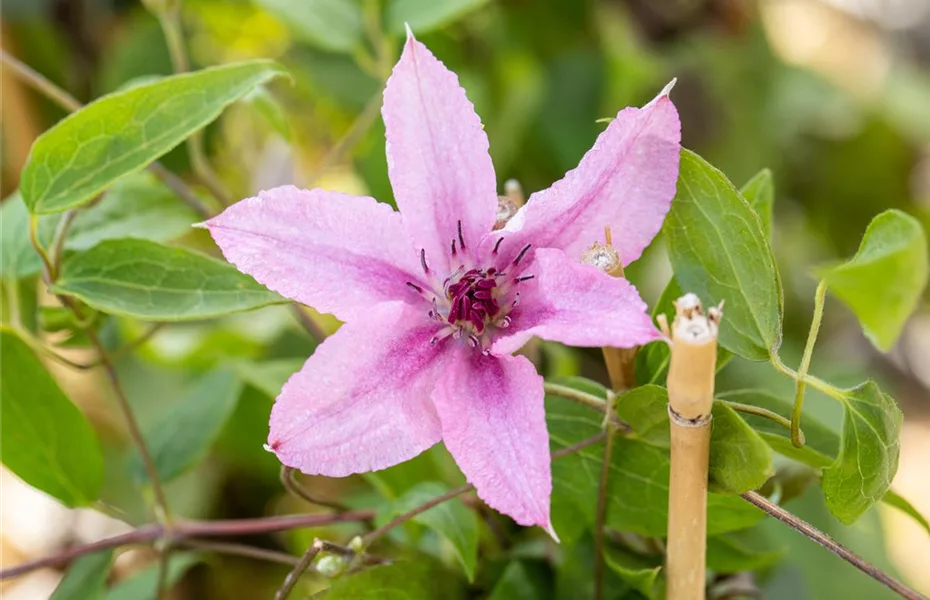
<box><xmin>581</xmin><ymin>242</ymin><xmax>622</xmax><ymax>276</ymax></box>
<box><xmin>348</xmin><ymin>536</ymin><xmax>364</xmax><ymax>553</ymax></box>
<box><xmin>494</xmin><ymin>179</ymin><xmax>525</xmax><ymax>230</ymax></box>
<box><xmin>581</xmin><ymin>227</ymin><xmax>624</xmax><ymax>277</ymax></box>
<box><xmin>316</xmin><ymin>554</ymin><xmax>348</xmax><ymax>577</ymax></box>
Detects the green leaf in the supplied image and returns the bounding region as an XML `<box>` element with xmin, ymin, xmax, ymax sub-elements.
<box><xmin>818</xmin><ymin>210</ymin><xmax>928</xmax><ymax>351</ymax></box>
<box><xmin>50</xmin><ymin>550</ymin><xmax>113</xmax><ymax>600</ymax></box>
<box><xmin>65</xmin><ymin>171</ymin><xmax>199</xmax><ymax>250</ymax></box>
<box><xmin>386</xmin><ymin>0</ymin><xmax>490</xmax><ymax>34</ymax></box>
<box><xmin>557</xmin><ymin>534</ymin><xmax>632</xmax><ymax>599</ymax></box>
<box><xmin>385</xmin><ymin>482</ymin><xmax>478</xmax><ymax>581</ymax></box>
<box><xmin>664</xmin><ymin>150</ymin><xmax>783</xmax><ymax>361</ymax></box>
<box><xmin>233</xmin><ymin>358</ymin><xmax>303</xmax><ymax>397</ymax></box>
<box><xmin>613</xmin><ymin>385</ymin><xmax>773</xmax><ymax>494</ymax></box>
<box><xmin>52</xmin><ymin>239</ymin><xmax>285</xmax><ymax>321</ymax></box>
<box><xmin>105</xmin><ymin>554</ymin><xmax>199</xmax><ymax>600</ymax></box>
<box><xmin>0</xmin><ymin>191</ymin><xmax>58</xmax><ymax>281</ymax></box>
<box><xmin>739</xmin><ymin>168</ymin><xmax>774</xmax><ymax>239</ymax></box>
<box><xmin>706</xmin><ymin>528</ymin><xmax>785</xmax><ymax>573</ymax></box>
<box><xmin>0</xmin><ymin>328</ymin><xmax>103</xmax><ymax>506</ymax></box>
<box><xmin>0</xmin><ymin>173</ymin><xmax>197</xmax><ymax>281</ymax></box>
<box><xmin>130</xmin><ymin>369</ymin><xmax>242</xmax><ymax>482</ymax></box>
<box><xmin>708</xmin><ymin>402</ymin><xmax>774</xmax><ymax>493</ymax></box>
<box><xmin>547</xmin><ymin>378</ymin><xmax>763</xmax><ymax>539</ymax></box>
<box><xmin>487</xmin><ymin>562</ymin><xmax>546</xmax><ymax>600</ymax></box>
<box><xmin>603</xmin><ymin>547</ymin><xmax>663</xmax><ymax>599</ymax></box>
<box><xmin>20</xmin><ymin>60</ymin><xmax>288</xmax><ymax>214</ymax></box>
<box><xmin>822</xmin><ymin>381</ymin><xmax>902</xmax><ymax>524</ymax></box>
<box><xmin>245</xmin><ymin>87</ymin><xmax>291</xmax><ymax>141</ymax></box>
<box><xmin>882</xmin><ymin>489</ymin><xmax>930</xmax><ymax>537</ymax></box>
<box><xmin>717</xmin><ymin>389</ymin><xmax>839</xmax><ymax>469</ymax></box>
<box><xmin>321</xmin><ymin>561</ymin><xmax>459</xmax><ymax>599</ymax></box>
<box><xmin>256</xmin><ymin>0</ymin><xmax>362</xmax><ymax>52</ymax></box>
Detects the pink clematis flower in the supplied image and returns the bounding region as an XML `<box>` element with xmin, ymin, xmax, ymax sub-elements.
<box><xmin>205</xmin><ymin>31</ymin><xmax>680</xmax><ymax>537</ymax></box>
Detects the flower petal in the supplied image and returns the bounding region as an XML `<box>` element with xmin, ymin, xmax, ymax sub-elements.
<box><xmin>492</xmin><ymin>248</ymin><xmax>659</xmax><ymax>355</ymax></box>
<box><xmin>205</xmin><ymin>186</ymin><xmax>423</xmax><ymax>322</ymax></box>
<box><xmin>492</xmin><ymin>83</ymin><xmax>680</xmax><ymax>266</ymax></box>
<box><xmin>433</xmin><ymin>349</ymin><xmax>553</xmax><ymax>533</ymax></box>
<box><xmin>383</xmin><ymin>31</ymin><xmax>498</xmax><ymax>273</ymax></box>
<box><xmin>268</xmin><ymin>302</ymin><xmax>448</xmax><ymax>477</ymax></box>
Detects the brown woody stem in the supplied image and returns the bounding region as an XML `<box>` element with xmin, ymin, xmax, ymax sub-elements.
<box><xmin>593</xmin><ymin>393</ymin><xmax>618</xmax><ymax>600</ymax></box>
<box><xmin>0</xmin><ymin>511</ymin><xmax>376</xmax><ymax>580</ymax></box>
<box><xmin>740</xmin><ymin>492</ymin><xmax>926</xmax><ymax>600</ymax></box>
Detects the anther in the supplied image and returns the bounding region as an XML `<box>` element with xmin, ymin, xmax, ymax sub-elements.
<box><xmin>457</xmin><ymin>220</ymin><xmax>467</xmax><ymax>251</ymax></box>
<box><xmin>493</xmin><ymin>238</ymin><xmax>503</xmax><ymax>255</ymax></box>
<box><xmin>513</xmin><ymin>243</ymin><xmax>532</xmax><ymax>265</ymax></box>
<box><xmin>451</xmin><ymin>238</ymin><xmax>457</xmax><ymax>257</ymax></box>
<box><xmin>512</xmin><ymin>292</ymin><xmax>521</xmax><ymax>307</ymax></box>
<box><xmin>406</xmin><ymin>281</ymin><xmax>425</xmax><ymax>294</ymax></box>
<box><xmin>515</xmin><ymin>275</ymin><xmax>535</xmax><ymax>283</ymax></box>
<box><xmin>420</xmin><ymin>249</ymin><xmax>429</xmax><ymax>274</ymax></box>
<box><xmin>467</xmin><ymin>334</ymin><xmax>480</xmax><ymax>348</ymax></box>
<box><xmin>499</xmin><ymin>316</ymin><xmax>512</xmax><ymax>328</ymax></box>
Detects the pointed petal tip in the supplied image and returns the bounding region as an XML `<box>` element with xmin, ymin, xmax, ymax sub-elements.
<box><xmin>660</xmin><ymin>77</ymin><xmax>678</xmax><ymax>98</ymax></box>
<box><xmin>404</xmin><ymin>22</ymin><xmax>415</xmax><ymax>41</ymax></box>
<box><xmin>543</xmin><ymin>520</ymin><xmax>561</xmax><ymax>544</ymax></box>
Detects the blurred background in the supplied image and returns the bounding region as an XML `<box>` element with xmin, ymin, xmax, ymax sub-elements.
<box><xmin>1</xmin><ymin>0</ymin><xmax>929</xmax><ymax>598</ymax></box>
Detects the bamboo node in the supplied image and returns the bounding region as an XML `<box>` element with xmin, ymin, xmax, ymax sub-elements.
<box><xmin>668</xmin><ymin>405</ymin><xmax>712</xmax><ymax>428</ymax></box>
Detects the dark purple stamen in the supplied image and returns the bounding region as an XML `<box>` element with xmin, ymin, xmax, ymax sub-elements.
<box><xmin>406</xmin><ymin>281</ymin><xmax>424</xmax><ymax>294</ymax></box>
<box><xmin>445</xmin><ymin>268</ymin><xmax>502</xmax><ymax>330</ymax></box>
<box><xmin>513</xmin><ymin>244</ymin><xmax>532</xmax><ymax>265</ymax></box>
<box><xmin>420</xmin><ymin>249</ymin><xmax>429</xmax><ymax>274</ymax></box>
<box><xmin>515</xmin><ymin>275</ymin><xmax>535</xmax><ymax>283</ymax></box>
<box><xmin>451</xmin><ymin>239</ymin><xmax>457</xmax><ymax>257</ymax></box>
<box><xmin>492</xmin><ymin>238</ymin><xmax>503</xmax><ymax>255</ymax></box>
<box><xmin>457</xmin><ymin>220</ymin><xmax>466</xmax><ymax>251</ymax></box>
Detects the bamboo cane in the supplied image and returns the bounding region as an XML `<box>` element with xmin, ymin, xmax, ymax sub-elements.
<box><xmin>662</xmin><ymin>293</ymin><xmax>722</xmax><ymax>600</ymax></box>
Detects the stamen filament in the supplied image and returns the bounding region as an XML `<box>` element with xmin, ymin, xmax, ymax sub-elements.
<box><xmin>457</xmin><ymin>220</ymin><xmax>466</xmax><ymax>251</ymax></box>
<box><xmin>420</xmin><ymin>249</ymin><xmax>429</xmax><ymax>274</ymax></box>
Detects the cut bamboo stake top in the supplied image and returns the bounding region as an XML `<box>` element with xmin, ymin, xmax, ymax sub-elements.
<box><xmin>662</xmin><ymin>293</ymin><xmax>723</xmax><ymax>600</ymax></box>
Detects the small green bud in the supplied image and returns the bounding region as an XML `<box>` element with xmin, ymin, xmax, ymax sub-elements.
<box><xmin>315</xmin><ymin>554</ymin><xmax>347</xmax><ymax>578</ymax></box>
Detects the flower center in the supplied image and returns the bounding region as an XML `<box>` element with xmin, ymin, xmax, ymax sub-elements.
<box><xmin>445</xmin><ymin>268</ymin><xmax>502</xmax><ymax>334</ymax></box>
<box><xmin>405</xmin><ymin>220</ymin><xmax>535</xmax><ymax>353</ymax></box>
